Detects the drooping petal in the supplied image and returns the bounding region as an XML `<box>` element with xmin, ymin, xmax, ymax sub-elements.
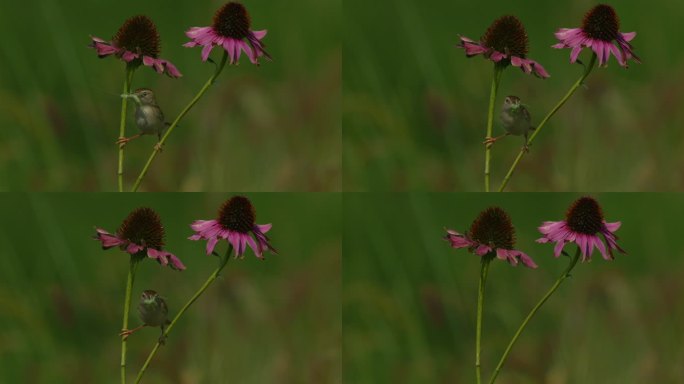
<box><xmin>142</xmin><ymin>56</ymin><xmax>156</xmax><ymax>67</ymax></box>
<box><xmin>201</xmin><ymin>43</ymin><xmax>215</xmax><ymax>62</ymax></box>
<box><xmin>126</xmin><ymin>242</ymin><xmax>144</xmax><ymax>254</ymax></box>
<box><xmin>592</xmin><ymin>235</ymin><xmax>610</xmax><ymax>260</ymax></box>
<box><xmin>489</xmin><ymin>50</ymin><xmax>505</xmax><ymax>62</ymax></box>
<box><xmin>621</xmin><ymin>31</ymin><xmax>636</xmax><ymax>42</ymax></box>
<box><xmin>167</xmin><ymin>253</ymin><xmax>186</xmax><ymax>270</ymax></box>
<box><xmin>530</xmin><ymin>60</ymin><xmax>550</xmax><ymax>78</ymax></box>
<box><xmin>185</xmin><ymin>26</ymin><xmax>215</xmax><ymax>40</ymax></box>
<box><xmin>570</xmin><ymin>45</ymin><xmax>583</xmax><ymax>63</ymax></box>
<box><xmin>609</xmin><ymin>43</ymin><xmax>625</xmax><ymax>67</ymax></box>
<box><xmin>457</xmin><ymin>35</ymin><xmax>489</xmax><ymax>57</ymax></box>
<box><xmin>94</xmin><ymin>228</ymin><xmax>126</xmax><ymax>249</ymax></box>
<box><xmin>121</xmin><ymin>50</ymin><xmax>138</xmax><ymax>62</ymax></box>
<box><xmin>246</xmin><ymin>235</ymin><xmax>263</xmax><ymax>259</ymax></box>
<box><xmin>89</xmin><ymin>37</ymin><xmax>120</xmax><ymax>57</ymax></box>
<box><xmin>161</xmin><ymin>60</ymin><xmax>182</xmax><ymax>78</ymax></box>
<box><xmin>553</xmin><ymin>240</ymin><xmax>566</xmax><ymax>258</ymax></box>
<box><xmin>474</xmin><ymin>244</ymin><xmax>492</xmax><ymax>256</ymax></box>
<box><xmin>515</xmin><ymin>251</ymin><xmax>538</xmax><ymax>269</ymax></box>
<box><xmin>205</xmin><ymin>236</ymin><xmax>219</xmax><ymax>255</ymax></box>
<box><xmin>147</xmin><ymin>247</ymin><xmax>169</xmax><ymax>266</ymax></box>
<box><xmin>604</xmin><ymin>221</ymin><xmax>622</xmax><ymax>232</ymax></box>
<box><xmin>445</xmin><ymin>229</ymin><xmax>473</xmax><ymax>249</ymax></box>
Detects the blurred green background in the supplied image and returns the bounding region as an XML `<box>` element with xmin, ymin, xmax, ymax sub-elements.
<box><xmin>0</xmin><ymin>0</ymin><xmax>340</xmax><ymax>191</ymax></box>
<box><xmin>344</xmin><ymin>0</ymin><xmax>681</xmax><ymax>191</ymax></box>
<box><xmin>344</xmin><ymin>193</ymin><xmax>684</xmax><ymax>383</ymax></box>
<box><xmin>0</xmin><ymin>193</ymin><xmax>341</xmax><ymax>383</ymax></box>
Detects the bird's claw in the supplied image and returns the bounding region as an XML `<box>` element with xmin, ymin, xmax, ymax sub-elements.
<box><xmin>154</xmin><ymin>142</ymin><xmax>164</xmax><ymax>152</ymax></box>
<box><xmin>119</xmin><ymin>329</ymin><xmax>133</xmax><ymax>340</ymax></box>
<box><xmin>483</xmin><ymin>136</ymin><xmax>497</xmax><ymax>147</ymax></box>
<box><xmin>116</xmin><ymin>137</ymin><xmax>130</xmax><ymax>148</ymax></box>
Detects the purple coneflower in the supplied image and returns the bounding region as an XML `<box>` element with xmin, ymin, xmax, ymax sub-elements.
<box><xmin>94</xmin><ymin>207</ymin><xmax>185</xmax><ymax>270</ymax></box>
<box><xmin>552</xmin><ymin>4</ymin><xmax>640</xmax><ymax>68</ymax></box>
<box><xmin>457</xmin><ymin>15</ymin><xmax>549</xmax><ymax>78</ymax></box>
<box><xmin>183</xmin><ymin>2</ymin><xmax>272</xmax><ymax>65</ymax></box>
<box><xmin>537</xmin><ymin>196</ymin><xmax>626</xmax><ymax>261</ymax></box>
<box><xmin>445</xmin><ymin>206</ymin><xmax>537</xmax><ymax>268</ymax></box>
<box><xmin>189</xmin><ymin>196</ymin><xmax>277</xmax><ymax>258</ymax></box>
<box><xmin>89</xmin><ymin>15</ymin><xmax>182</xmax><ymax>78</ymax></box>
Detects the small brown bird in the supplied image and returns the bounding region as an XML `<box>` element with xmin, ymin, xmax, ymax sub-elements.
<box><xmin>116</xmin><ymin>88</ymin><xmax>168</xmax><ymax>148</ymax></box>
<box><xmin>484</xmin><ymin>95</ymin><xmax>535</xmax><ymax>151</ymax></box>
<box><xmin>119</xmin><ymin>290</ymin><xmax>170</xmax><ymax>344</ymax></box>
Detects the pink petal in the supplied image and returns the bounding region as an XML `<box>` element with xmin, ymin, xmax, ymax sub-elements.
<box><xmin>570</xmin><ymin>45</ymin><xmax>583</xmax><ymax>63</ymax></box>
<box><xmin>94</xmin><ymin>228</ymin><xmax>125</xmax><ymax>249</ymax></box>
<box><xmin>516</xmin><ymin>252</ymin><xmax>538</xmax><ymax>269</ymax></box>
<box><xmin>223</xmin><ymin>38</ymin><xmax>237</xmax><ymax>63</ymax></box>
<box><xmin>530</xmin><ymin>61</ymin><xmax>550</xmax><ymax>78</ymax></box>
<box><xmin>164</xmin><ymin>61</ymin><xmax>182</xmax><ymax>78</ymax></box>
<box><xmin>185</xmin><ymin>26</ymin><xmax>214</xmax><ymax>39</ymax></box>
<box><xmin>490</xmin><ymin>51</ymin><xmax>505</xmax><ymax>62</ymax></box>
<box><xmin>142</xmin><ymin>56</ymin><xmax>156</xmax><ymax>67</ymax></box>
<box><xmin>126</xmin><ymin>242</ymin><xmax>144</xmax><ymax>254</ymax></box>
<box><xmin>147</xmin><ymin>248</ymin><xmax>168</xmax><ymax>266</ymax></box>
<box><xmin>604</xmin><ymin>221</ymin><xmax>622</xmax><ymax>232</ymax></box>
<box><xmin>246</xmin><ymin>236</ymin><xmax>263</xmax><ymax>259</ymax></box>
<box><xmin>206</xmin><ymin>236</ymin><xmax>219</xmax><ymax>255</ymax></box>
<box><xmin>553</xmin><ymin>240</ymin><xmax>566</xmax><ymax>258</ymax></box>
<box><xmin>201</xmin><ymin>43</ymin><xmax>214</xmax><ymax>62</ymax></box>
<box><xmin>239</xmin><ymin>41</ymin><xmax>256</xmax><ymax>64</ymax></box>
<box><xmin>593</xmin><ymin>235</ymin><xmax>610</xmax><ymax>261</ymax></box>
<box><xmin>121</xmin><ymin>50</ymin><xmax>138</xmax><ymax>62</ymax></box>
<box><xmin>621</xmin><ymin>32</ymin><xmax>636</xmax><ymax>42</ymax></box>
<box><xmin>252</xmin><ymin>30</ymin><xmax>268</xmax><ymax>40</ymax></box>
<box><xmin>191</xmin><ymin>219</ymin><xmax>218</xmax><ymax>232</ymax></box>
<box><xmin>510</xmin><ymin>56</ymin><xmax>523</xmax><ymax>67</ymax></box>
<box><xmin>167</xmin><ymin>254</ymin><xmax>186</xmax><ymax>270</ymax></box>
<box><xmin>474</xmin><ymin>244</ymin><xmax>492</xmax><ymax>256</ymax></box>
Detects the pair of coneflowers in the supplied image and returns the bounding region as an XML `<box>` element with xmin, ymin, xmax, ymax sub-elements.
<box><xmin>94</xmin><ymin>196</ymin><xmax>276</xmax><ymax>383</ymax></box>
<box><xmin>445</xmin><ymin>196</ymin><xmax>625</xmax><ymax>383</ymax></box>
<box><xmin>457</xmin><ymin>4</ymin><xmax>640</xmax><ymax>192</ymax></box>
<box><xmin>89</xmin><ymin>2</ymin><xmax>272</xmax><ymax>192</ymax></box>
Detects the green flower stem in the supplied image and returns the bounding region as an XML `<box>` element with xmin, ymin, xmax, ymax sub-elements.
<box><xmin>488</xmin><ymin>248</ymin><xmax>581</xmax><ymax>384</ymax></box>
<box><xmin>118</xmin><ymin>67</ymin><xmax>135</xmax><ymax>192</ymax></box>
<box><xmin>475</xmin><ymin>258</ymin><xmax>491</xmax><ymax>384</ymax></box>
<box><xmin>131</xmin><ymin>51</ymin><xmax>229</xmax><ymax>192</ymax></box>
<box><xmin>134</xmin><ymin>246</ymin><xmax>233</xmax><ymax>384</ymax></box>
<box><xmin>497</xmin><ymin>53</ymin><xmax>597</xmax><ymax>192</ymax></box>
<box><xmin>120</xmin><ymin>258</ymin><xmax>138</xmax><ymax>384</ymax></box>
<box><xmin>484</xmin><ymin>65</ymin><xmax>504</xmax><ymax>192</ymax></box>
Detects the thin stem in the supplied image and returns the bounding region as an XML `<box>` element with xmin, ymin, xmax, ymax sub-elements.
<box><xmin>484</xmin><ymin>65</ymin><xmax>503</xmax><ymax>192</ymax></box>
<box><xmin>475</xmin><ymin>259</ymin><xmax>491</xmax><ymax>384</ymax></box>
<box><xmin>120</xmin><ymin>258</ymin><xmax>138</xmax><ymax>384</ymax></box>
<box><xmin>488</xmin><ymin>248</ymin><xmax>581</xmax><ymax>384</ymax></box>
<box><xmin>134</xmin><ymin>247</ymin><xmax>233</xmax><ymax>384</ymax></box>
<box><xmin>497</xmin><ymin>53</ymin><xmax>597</xmax><ymax>192</ymax></box>
<box><xmin>118</xmin><ymin>67</ymin><xmax>135</xmax><ymax>192</ymax></box>
<box><xmin>131</xmin><ymin>51</ymin><xmax>229</xmax><ymax>192</ymax></box>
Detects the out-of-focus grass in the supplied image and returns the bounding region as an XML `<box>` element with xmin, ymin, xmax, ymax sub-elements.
<box><xmin>0</xmin><ymin>0</ymin><xmax>341</xmax><ymax>191</ymax></box>
<box><xmin>0</xmin><ymin>193</ymin><xmax>341</xmax><ymax>383</ymax></box>
<box><xmin>344</xmin><ymin>0</ymin><xmax>684</xmax><ymax>191</ymax></box>
<box><xmin>344</xmin><ymin>193</ymin><xmax>684</xmax><ymax>383</ymax></box>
